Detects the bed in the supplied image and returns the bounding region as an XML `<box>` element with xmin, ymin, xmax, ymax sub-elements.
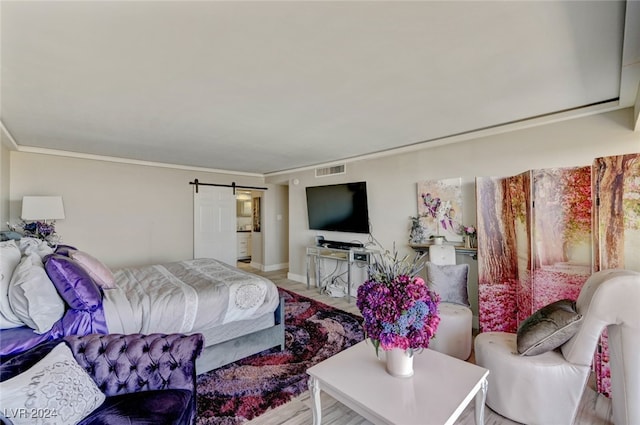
<box><xmin>0</xmin><ymin>239</ymin><xmax>285</xmax><ymax>374</ymax></box>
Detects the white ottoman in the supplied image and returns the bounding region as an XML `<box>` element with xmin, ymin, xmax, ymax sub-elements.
<box><xmin>429</xmin><ymin>302</ymin><xmax>473</xmax><ymax>360</ymax></box>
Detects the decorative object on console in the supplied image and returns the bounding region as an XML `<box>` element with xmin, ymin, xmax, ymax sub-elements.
<box><xmin>416</xmin><ymin>178</ymin><xmax>463</xmax><ymax>243</ymax></box>
<box><xmin>459</xmin><ymin>224</ymin><xmax>477</xmax><ymax>248</ymax></box>
<box><xmin>19</xmin><ymin>196</ymin><xmax>65</xmax><ymax>245</ymax></box>
<box><xmin>356</xmin><ymin>245</ymin><xmax>440</xmax><ymax>378</ymax></box>
<box><xmin>408</xmin><ymin>215</ymin><xmax>428</xmax><ymax>244</ymax></box>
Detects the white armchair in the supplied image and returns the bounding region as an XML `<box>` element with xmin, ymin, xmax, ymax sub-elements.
<box><xmin>474</xmin><ymin>269</ymin><xmax>640</xmax><ymax>425</ymax></box>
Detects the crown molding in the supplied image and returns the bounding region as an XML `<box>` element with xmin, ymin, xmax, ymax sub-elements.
<box><xmin>0</xmin><ymin>121</ymin><xmax>19</xmax><ymax>150</ymax></box>
<box><xmin>2</xmin><ymin>100</ymin><xmax>627</xmax><ymax>179</ymax></box>
<box><xmin>265</xmin><ymin>100</ymin><xmax>623</xmax><ymax>177</ymax></box>
<box><xmin>15</xmin><ymin>144</ymin><xmax>264</xmax><ymax>178</ymax></box>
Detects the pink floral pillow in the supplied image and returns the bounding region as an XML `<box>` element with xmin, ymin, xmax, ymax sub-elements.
<box><xmin>69</xmin><ymin>250</ymin><xmax>116</xmax><ymax>289</ymax></box>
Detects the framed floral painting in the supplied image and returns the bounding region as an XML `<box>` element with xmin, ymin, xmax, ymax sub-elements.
<box><xmin>416</xmin><ymin>178</ymin><xmax>463</xmax><ymax>243</ymax></box>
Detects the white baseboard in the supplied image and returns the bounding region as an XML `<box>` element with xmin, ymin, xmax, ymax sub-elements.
<box><xmin>251</xmin><ymin>261</ymin><xmax>289</xmax><ymax>272</ymax></box>
<box><xmin>263</xmin><ymin>262</ymin><xmax>288</xmax><ymax>272</ymax></box>
<box><xmin>287</xmin><ymin>272</ymin><xmax>307</xmax><ymax>284</ymax></box>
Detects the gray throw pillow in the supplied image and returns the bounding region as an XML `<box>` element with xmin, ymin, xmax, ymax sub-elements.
<box><xmin>425</xmin><ymin>262</ymin><xmax>469</xmax><ymax>306</ymax></box>
<box><xmin>517</xmin><ymin>299</ymin><xmax>583</xmax><ymax>356</ymax></box>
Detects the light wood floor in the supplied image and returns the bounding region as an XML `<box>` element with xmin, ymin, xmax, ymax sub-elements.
<box><xmin>239</xmin><ymin>264</ymin><xmax>613</xmax><ymax>425</ymax></box>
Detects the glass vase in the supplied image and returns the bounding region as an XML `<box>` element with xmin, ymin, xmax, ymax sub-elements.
<box><xmin>385</xmin><ymin>348</ymin><xmax>414</xmax><ymax>378</ymax></box>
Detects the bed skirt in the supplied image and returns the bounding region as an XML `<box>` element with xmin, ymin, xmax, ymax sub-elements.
<box><xmin>195</xmin><ymin>296</ymin><xmax>285</xmax><ymax>374</ymax></box>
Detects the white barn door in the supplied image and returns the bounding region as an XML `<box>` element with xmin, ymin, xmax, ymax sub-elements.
<box><xmin>194</xmin><ymin>186</ymin><xmax>236</xmax><ymax>265</ymax></box>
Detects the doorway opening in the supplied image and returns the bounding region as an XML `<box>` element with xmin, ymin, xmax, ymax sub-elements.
<box><xmin>236</xmin><ymin>190</ymin><xmax>253</xmax><ymax>264</ymax></box>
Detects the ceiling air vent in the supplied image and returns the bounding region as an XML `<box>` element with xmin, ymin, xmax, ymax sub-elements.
<box><xmin>315</xmin><ymin>164</ymin><xmax>346</xmax><ymax>177</ymax></box>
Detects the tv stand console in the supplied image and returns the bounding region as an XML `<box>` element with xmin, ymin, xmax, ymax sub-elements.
<box><xmin>306</xmin><ymin>246</ymin><xmax>376</xmax><ymax>302</ymax></box>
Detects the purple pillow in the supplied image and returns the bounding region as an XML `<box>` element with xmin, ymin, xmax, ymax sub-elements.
<box><xmin>44</xmin><ymin>254</ymin><xmax>102</xmax><ymax>311</ymax></box>
<box><xmin>54</xmin><ymin>244</ymin><xmax>78</xmax><ymax>257</ymax></box>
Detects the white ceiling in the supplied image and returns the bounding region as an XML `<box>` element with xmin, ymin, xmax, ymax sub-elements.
<box><xmin>2</xmin><ymin>1</ymin><xmax>639</xmax><ymax>175</ymax></box>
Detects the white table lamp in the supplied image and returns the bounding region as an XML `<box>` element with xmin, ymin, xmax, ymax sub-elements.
<box><xmin>21</xmin><ymin>196</ymin><xmax>65</xmax><ymax>223</ymax></box>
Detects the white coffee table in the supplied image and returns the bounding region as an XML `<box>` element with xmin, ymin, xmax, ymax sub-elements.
<box><xmin>307</xmin><ymin>340</ymin><xmax>489</xmax><ymax>425</ymax></box>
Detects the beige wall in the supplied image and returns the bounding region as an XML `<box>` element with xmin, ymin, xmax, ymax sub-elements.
<box><xmin>248</xmin><ymin>185</ymin><xmax>289</xmax><ymax>271</ymax></box>
<box><xmin>268</xmin><ymin>108</ymin><xmax>640</xmax><ymax>323</ymax></box>
<box><xmin>0</xmin><ymin>135</ymin><xmax>10</xmax><ymax>230</ymax></box>
<box><xmin>263</xmin><ymin>184</ymin><xmax>289</xmax><ymax>271</ymax></box>
<box><xmin>6</xmin><ymin>108</ymin><xmax>640</xmax><ymax>314</ymax></box>
<box><xmin>9</xmin><ymin>153</ymin><xmax>271</xmax><ymax>269</ymax></box>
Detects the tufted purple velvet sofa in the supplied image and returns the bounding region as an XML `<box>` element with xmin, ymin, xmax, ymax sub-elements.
<box><xmin>0</xmin><ymin>333</ymin><xmax>204</xmax><ymax>425</ymax></box>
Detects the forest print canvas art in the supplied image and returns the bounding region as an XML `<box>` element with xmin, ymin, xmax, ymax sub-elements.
<box><xmin>476</xmin><ymin>153</ymin><xmax>640</xmax><ymax>399</ymax></box>
<box><xmin>592</xmin><ymin>153</ymin><xmax>640</xmax><ymax>397</ymax></box>
<box><xmin>476</xmin><ymin>166</ymin><xmax>592</xmax><ymax>332</ymax></box>
<box><xmin>530</xmin><ymin>166</ymin><xmax>592</xmax><ymax>311</ymax></box>
<box><xmin>475</xmin><ymin>175</ymin><xmax>520</xmax><ymax>332</ymax></box>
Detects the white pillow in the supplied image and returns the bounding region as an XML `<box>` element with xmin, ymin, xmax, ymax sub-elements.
<box><xmin>0</xmin><ymin>240</ymin><xmax>24</xmax><ymax>328</ymax></box>
<box><xmin>69</xmin><ymin>250</ymin><xmax>116</xmax><ymax>289</ymax></box>
<box><xmin>0</xmin><ymin>343</ymin><xmax>105</xmax><ymax>425</ymax></box>
<box><xmin>18</xmin><ymin>236</ymin><xmax>54</xmax><ymax>258</ymax></box>
<box><xmin>9</xmin><ymin>254</ymin><xmax>65</xmax><ymax>333</ymax></box>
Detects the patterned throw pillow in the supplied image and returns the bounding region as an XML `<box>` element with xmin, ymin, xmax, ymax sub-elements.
<box><xmin>0</xmin><ymin>343</ymin><xmax>105</xmax><ymax>425</ymax></box>
<box><xmin>425</xmin><ymin>262</ymin><xmax>470</xmax><ymax>306</ymax></box>
<box><xmin>517</xmin><ymin>299</ymin><xmax>583</xmax><ymax>356</ymax></box>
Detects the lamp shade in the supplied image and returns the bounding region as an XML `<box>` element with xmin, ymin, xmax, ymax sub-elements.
<box><xmin>21</xmin><ymin>196</ymin><xmax>65</xmax><ymax>221</ymax></box>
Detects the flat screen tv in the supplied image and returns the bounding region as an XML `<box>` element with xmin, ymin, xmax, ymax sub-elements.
<box><xmin>305</xmin><ymin>181</ymin><xmax>370</xmax><ymax>234</ymax></box>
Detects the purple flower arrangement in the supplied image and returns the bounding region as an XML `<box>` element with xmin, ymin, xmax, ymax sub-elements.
<box><xmin>356</xmin><ymin>247</ymin><xmax>440</xmax><ymax>355</ymax></box>
<box><xmin>21</xmin><ymin>221</ymin><xmax>59</xmax><ymax>244</ymax></box>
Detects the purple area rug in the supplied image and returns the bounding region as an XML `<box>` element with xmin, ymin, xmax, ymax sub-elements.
<box><xmin>196</xmin><ymin>288</ymin><xmax>364</xmax><ymax>425</ymax></box>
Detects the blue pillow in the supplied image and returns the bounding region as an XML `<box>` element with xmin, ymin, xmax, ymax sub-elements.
<box><xmin>0</xmin><ymin>231</ymin><xmax>22</xmax><ymax>241</ymax></box>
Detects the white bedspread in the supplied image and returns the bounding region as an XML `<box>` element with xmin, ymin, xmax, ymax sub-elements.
<box><xmin>102</xmin><ymin>258</ymin><xmax>280</xmax><ymax>334</ymax></box>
